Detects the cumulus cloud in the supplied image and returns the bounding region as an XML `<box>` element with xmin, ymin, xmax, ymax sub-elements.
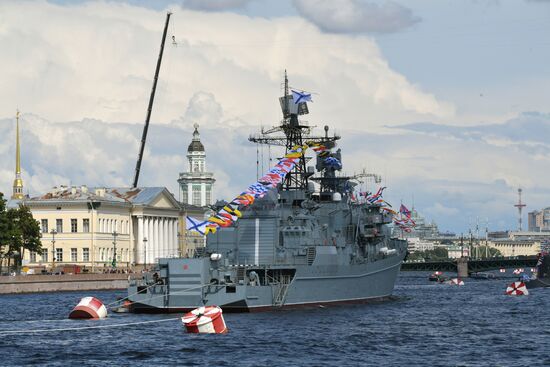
<box><xmin>293</xmin><ymin>0</ymin><xmax>421</xmax><ymax>34</ymax></box>
<box><xmin>0</xmin><ymin>1</ymin><xmax>452</xmax><ymax>129</ymax></box>
<box><xmin>182</xmin><ymin>0</ymin><xmax>252</xmax><ymax>11</ymax></box>
<box><xmin>2</xmin><ymin>110</ymin><xmax>550</xmax><ymax>234</ymax></box>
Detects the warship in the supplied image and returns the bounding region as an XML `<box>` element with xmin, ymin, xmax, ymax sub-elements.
<box><xmin>525</xmin><ymin>252</ymin><xmax>550</xmax><ymax>289</ymax></box>
<box><xmin>127</xmin><ymin>75</ymin><xmax>408</xmax><ymax>312</ymax></box>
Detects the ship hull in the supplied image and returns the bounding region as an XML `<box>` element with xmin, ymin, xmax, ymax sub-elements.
<box><xmin>128</xmin><ymin>250</ymin><xmax>404</xmax><ymax>313</ymax></box>
<box><xmin>525</xmin><ymin>277</ymin><xmax>550</xmax><ymax>289</ymax></box>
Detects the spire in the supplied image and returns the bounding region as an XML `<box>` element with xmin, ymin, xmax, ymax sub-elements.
<box><xmin>12</xmin><ymin>110</ymin><xmax>24</xmax><ymax>200</ymax></box>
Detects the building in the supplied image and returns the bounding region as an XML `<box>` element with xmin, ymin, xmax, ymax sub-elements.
<box><xmin>394</xmin><ymin>207</ymin><xmax>440</xmax><ymax>241</ymax></box>
<box><xmin>528</xmin><ymin>208</ymin><xmax>550</xmax><ymax>232</ymax></box>
<box><xmin>23</xmin><ymin>186</ymin><xmax>182</xmax><ymax>271</ymax></box>
<box><xmin>178</xmin><ymin>124</ymin><xmax>215</xmax><ymax>207</ymax></box>
<box><xmin>487</xmin><ymin>239</ymin><xmax>540</xmax><ymax>257</ymax></box>
<box><xmin>447</xmin><ymin>245</ymin><xmax>469</xmax><ymax>259</ymax></box>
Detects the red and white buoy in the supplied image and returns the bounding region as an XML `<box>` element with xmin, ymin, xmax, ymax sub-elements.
<box><xmin>68</xmin><ymin>297</ymin><xmax>108</xmax><ymax>319</ymax></box>
<box><xmin>448</xmin><ymin>278</ymin><xmax>465</xmax><ymax>286</ymax></box>
<box><xmin>505</xmin><ymin>281</ymin><xmax>529</xmax><ymax>296</ymax></box>
<box><xmin>181</xmin><ymin>306</ymin><xmax>227</xmax><ymax>334</ymax></box>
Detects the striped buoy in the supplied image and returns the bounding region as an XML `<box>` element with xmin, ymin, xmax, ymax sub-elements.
<box><xmin>505</xmin><ymin>281</ymin><xmax>529</xmax><ymax>296</ymax></box>
<box><xmin>181</xmin><ymin>306</ymin><xmax>227</xmax><ymax>334</ymax></box>
<box><xmin>69</xmin><ymin>297</ymin><xmax>108</xmax><ymax>319</ymax></box>
<box><xmin>448</xmin><ymin>278</ymin><xmax>464</xmax><ymax>286</ymax></box>
<box><xmin>513</xmin><ymin>269</ymin><xmax>521</xmax><ymax>275</ymax></box>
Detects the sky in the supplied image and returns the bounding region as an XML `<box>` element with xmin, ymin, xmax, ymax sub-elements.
<box><xmin>1</xmin><ymin>0</ymin><xmax>550</xmax><ymax>234</ymax></box>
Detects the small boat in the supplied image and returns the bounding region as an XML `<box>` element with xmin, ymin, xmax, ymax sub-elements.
<box><xmin>470</xmin><ymin>272</ymin><xmax>495</xmax><ymax>280</ymax></box>
<box><xmin>428</xmin><ymin>271</ymin><xmax>446</xmax><ymax>282</ymax></box>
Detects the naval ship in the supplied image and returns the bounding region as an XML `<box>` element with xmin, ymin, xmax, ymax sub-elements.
<box><xmin>526</xmin><ymin>252</ymin><xmax>550</xmax><ymax>289</ymax></box>
<box><xmin>127</xmin><ymin>76</ymin><xmax>408</xmax><ymax>312</ymax></box>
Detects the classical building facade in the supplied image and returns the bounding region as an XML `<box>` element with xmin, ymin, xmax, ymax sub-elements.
<box><xmin>23</xmin><ymin>186</ymin><xmax>181</xmax><ymax>271</ymax></box>
<box><xmin>178</xmin><ymin>124</ymin><xmax>215</xmax><ymax>207</ymax></box>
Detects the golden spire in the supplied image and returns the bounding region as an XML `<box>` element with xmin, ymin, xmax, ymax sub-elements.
<box><xmin>12</xmin><ymin>110</ymin><xmax>24</xmax><ymax>200</ymax></box>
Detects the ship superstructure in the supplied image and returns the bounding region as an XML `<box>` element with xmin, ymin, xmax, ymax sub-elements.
<box><xmin>127</xmin><ymin>74</ymin><xmax>408</xmax><ymax>312</ymax></box>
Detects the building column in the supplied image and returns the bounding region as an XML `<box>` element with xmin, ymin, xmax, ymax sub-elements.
<box><xmin>164</xmin><ymin>218</ymin><xmax>169</xmax><ymax>257</ymax></box>
<box><xmin>137</xmin><ymin>216</ymin><xmax>144</xmax><ymax>264</ymax></box>
<box><xmin>154</xmin><ymin>217</ymin><xmax>159</xmax><ymax>260</ymax></box>
<box><xmin>173</xmin><ymin>218</ymin><xmax>179</xmax><ymax>257</ymax></box>
<box><xmin>143</xmin><ymin>216</ymin><xmax>149</xmax><ymax>264</ymax></box>
<box><xmin>201</xmin><ymin>182</ymin><xmax>206</xmax><ymax>207</ymax></box>
<box><xmin>160</xmin><ymin>217</ymin><xmax>166</xmax><ymax>258</ymax></box>
<box><xmin>169</xmin><ymin>218</ymin><xmax>175</xmax><ymax>257</ymax></box>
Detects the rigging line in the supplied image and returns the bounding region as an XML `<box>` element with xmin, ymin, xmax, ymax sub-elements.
<box><xmin>0</xmin><ymin>317</ymin><xmax>180</xmax><ymax>335</ymax></box>
<box><xmin>260</xmin><ymin>140</ymin><xmax>264</xmax><ymax>174</ymax></box>
<box><xmin>256</xmin><ymin>142</ymin><xmax>259</xmax><ymax>181</ymax></box>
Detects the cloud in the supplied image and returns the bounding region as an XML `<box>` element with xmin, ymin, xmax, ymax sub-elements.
<box><xmin>0</xmin><ymin>1</ymin><xmax>452</xmax><ymax>129</ymax></box>
<box><xmin>3</xmin><ymin>110</ymin><xmax>550</xmax><ymax>235</ymax></box>
<box><xmin>182</xmin><ymin>0</ymin><xmax>252</xmax><ymax>11</ymax></box>
<box><xmin>293</xmin><ymin>0</ymin><xmax>421</xmax><ymax>34</ymax></box>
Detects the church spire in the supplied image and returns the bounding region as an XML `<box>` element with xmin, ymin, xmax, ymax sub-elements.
<box><xmin>12</xmin><ymin>110</ymin><xmax>24</xmax><ymax>200</ymax></box>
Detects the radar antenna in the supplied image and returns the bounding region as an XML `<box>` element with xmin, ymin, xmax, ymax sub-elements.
<box><xmin>249</xmin><ymin>71</ymin><xmax>340</xmax><ymax>190</ymax></box>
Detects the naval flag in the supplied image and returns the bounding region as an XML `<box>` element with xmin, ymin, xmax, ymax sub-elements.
<box><xmin>291</xmin><ymin>90</ymin><xmax>312</xmax><ymax>104</ymax></box>
<box><xmin>186</xmin><ymin>216</ymin><xmax>208</xmax><ymax>236</ymax></box>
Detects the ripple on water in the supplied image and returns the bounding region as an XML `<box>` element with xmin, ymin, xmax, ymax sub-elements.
<box><xmin>0</xmin><ymin>273</ymin><xmax>548</xmax><ymax>366</ymax></box>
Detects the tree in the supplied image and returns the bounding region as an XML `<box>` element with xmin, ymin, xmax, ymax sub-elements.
<box><xmin>15</xmin><ymin>205</ymin><xmax>41</xmax><ymax>265</ymax></box>
<box><xmin>0</xmin><ymin>193</ymin><xmax>8</xmax><ymax>273</ymax></box>
<box><xmin>0</xmin><ymin>194</ymin><xmax>41</xmax><ymax>273</ymax></box>
<box><xmin>475</xmin><ymin>245</ymin><xmax>502</xmax><ymax>258</ymax></box>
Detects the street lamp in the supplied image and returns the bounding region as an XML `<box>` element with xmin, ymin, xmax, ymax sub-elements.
<box><xmin>143</xmin><ymin>237</ymin><xmax>148</xmax><ymax>271</ymax></box>
<box><xmin>111</xmin><ymin>231</ymin><xmax>118</xmax><ymax>269</ymax></box>
<box><xmin>50</xmin><ymin>229</ymin><xmax>57</xmax><ymax>270</ymax></box>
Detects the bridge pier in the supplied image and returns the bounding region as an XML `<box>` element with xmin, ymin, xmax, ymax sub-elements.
<box><xmin>457</xmin><ymin>257</ymin><xmax>469</xmax><ymax>278</ymax></box>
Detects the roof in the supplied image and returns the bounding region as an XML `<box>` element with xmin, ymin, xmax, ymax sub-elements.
<box><xmin>188</xmin><ymin>124</ymin><xmax>205</xmax><ymax>152</ymax></box>
<box><xmin>188</xmin><ymin>140</ymin><xmax>204</xmax><ymax>152</ymax></box>
<box><xmin>27</xmin><ymin>186</ymin><xmax>180</xmax><ymax>208</ymax></box>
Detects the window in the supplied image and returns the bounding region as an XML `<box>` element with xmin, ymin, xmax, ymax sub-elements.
<box><xmin>71</xmin><ymin>219</ymin><xmax>77</xmax><ymax>233</ymax></box>
<box><xmin>192</xmin><ymin>185</ymin><xmax>201</xmax><ymax>206</ymax></box>
<box><xmin>205</xmin><ymin>187</ymin><xmax>212</xmax><ymax>206</ymax></box>
<box><xmin>55</xmin><ymin>248</ymin><xmax>63</xmax><ymax>262</ymax></box>
<box><xmin>41</xmin><ymin>219</ymin><xmax>48</xmax><ymax>233</ymax></box>
<box><xmin>42</xmin><ymin>249</ymin><xmax>48</xmax><ymax>263</ymax></box>
<box><xmin>181</xmin><ymin>185</ymin><xmax>189</xmax><ymax>204</ymax></box>
<box><xmin>83</xmin><ymin>248</ymin><xmax>89</xmax><ymax>262</ymax></box>
<box><xmin>83</xmin><ymin>219</ymin><xmax>90</xmax><ymax>233</ymax></box>
<box><xmin>30</xmin><ymin>251</ymin><xmax>37</xmax><ymax>263</ymax></box>
<box><xmin>56</xmin><ymin>219</ymin><xmax>63</xmax><ymax>233</ymax></box>
<box><xmin>71</xmin><ymin>248</ymin><xmax>77</xmax><ymax>262</ymax></box>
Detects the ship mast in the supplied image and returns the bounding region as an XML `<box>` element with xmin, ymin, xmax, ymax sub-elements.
<box><xmin>249</xmin><ymin>71</ymin><xmax>339</xmax><ymax>191</ymax></box>
<box><xmin>132</xmin><ymin>12</ymin><xmax>172</xmax><ymax>188</ymax></box>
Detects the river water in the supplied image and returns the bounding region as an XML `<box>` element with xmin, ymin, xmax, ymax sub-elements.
<box><xmin>0</xmin><ymin>272</ymin><xmax>548</xmax><ymax>366</ymax></box>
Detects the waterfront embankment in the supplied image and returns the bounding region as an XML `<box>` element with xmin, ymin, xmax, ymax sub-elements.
<box><xmin>0</xmin><ymin>273</ymin><xmax>129</xmax><ymax>294</ymax></box>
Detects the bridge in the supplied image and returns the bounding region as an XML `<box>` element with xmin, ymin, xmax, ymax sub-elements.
<box><xmin>401</xmin><ymin>256</ymin><xmax>538</xmax><ymax>276</ymax></box>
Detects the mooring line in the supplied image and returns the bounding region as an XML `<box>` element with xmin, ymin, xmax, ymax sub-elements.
<box><xmin>0</xmin><ymin>317</ymin><xmax>180</xmax><ymax>335</ymax></box>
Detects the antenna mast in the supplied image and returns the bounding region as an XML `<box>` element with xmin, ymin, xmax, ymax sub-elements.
<box><xmin>249</xmin><ymin>71</ymin><xmax>340</xmax><ymax>191</ymax></box>
<box><xmin>132</xmin><ymin>12</ymin><xmax>172</xmax><ymax>188</ymax></box>
<box><xmin>514</xmin><ymin>188</ymin><xmax>526</xmax><ymax>231</ymax></box>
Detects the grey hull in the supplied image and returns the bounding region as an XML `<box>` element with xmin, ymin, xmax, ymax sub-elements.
<box><xmin>128</xmin><ymin>247</ymin><xmax>405</xmax><ymax>313</ymax></box>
